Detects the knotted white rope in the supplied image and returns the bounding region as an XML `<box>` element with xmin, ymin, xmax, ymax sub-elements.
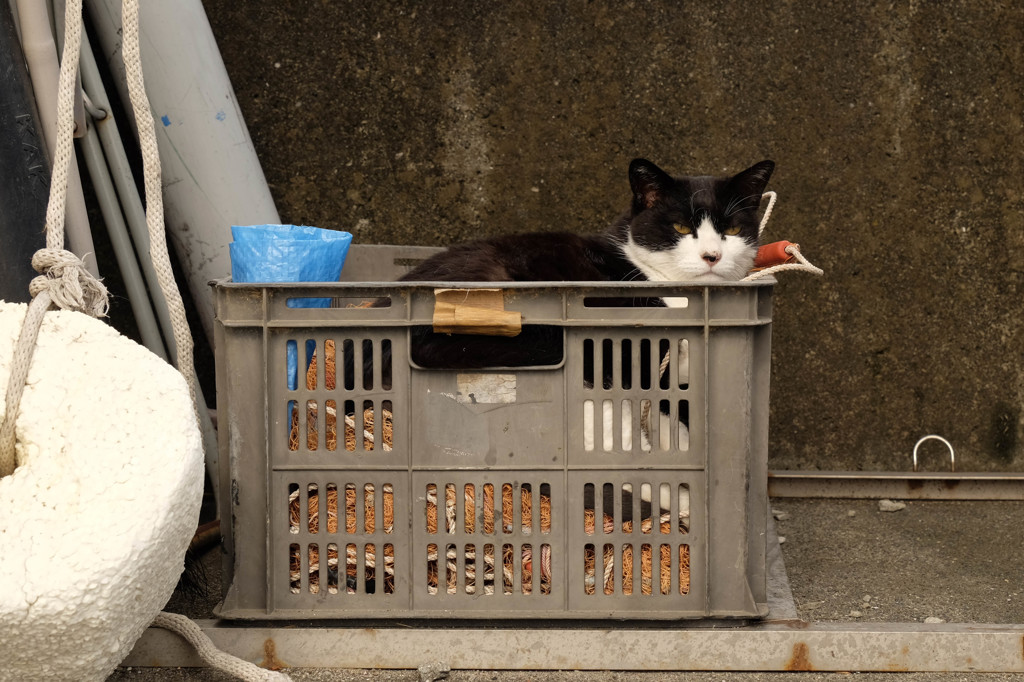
<box><xmin>743</xmin><ymin>243</ymin><xmax>824</xmax><ymax>281</ymax></box>
<box><xmin>1</xmin><ymin>1</ymin><xmax>290</xmax><ymax>678</ymax></box>
<box><xmin>0</xmin><ymin>0</ymin><xmax>108</xmax><ymax>478</ymax></box>
<box><xmin>28</xmin><ymin>248</ymin><xmax>109</xmax><ymax>314</ymax></box>
<box><xmin>743</xmin><ymin>191</ymin><xmax>824</xmax><ymax>281</ymax></box>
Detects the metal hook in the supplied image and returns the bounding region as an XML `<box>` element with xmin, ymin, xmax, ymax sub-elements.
<box><xmin>912</xmin><ymin>435</ymin><xmax>956</xmax><ymax>472</ymax></box>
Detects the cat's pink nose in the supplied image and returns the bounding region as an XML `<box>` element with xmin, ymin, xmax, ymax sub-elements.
<box><xmin>702</xmin><ymin>251</ymin><xmax>721</xmax><ymax>265</ymax></box>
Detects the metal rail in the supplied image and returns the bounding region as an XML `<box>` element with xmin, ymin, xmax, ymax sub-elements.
<box><xmin>768</xmin><ymin>470</ymin><xmax>1024</xmax><ymax>500</ymax></box>
<box><xmin>123</xmin><ymin>620</ymin><xmax>1024</xmax><ymax>672</ymax></box>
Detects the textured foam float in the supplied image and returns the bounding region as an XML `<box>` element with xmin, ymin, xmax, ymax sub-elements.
<box><xmin>0</xmin><ymin>302</ymin><xmax>203</xmax><ymax>681</ymax></box>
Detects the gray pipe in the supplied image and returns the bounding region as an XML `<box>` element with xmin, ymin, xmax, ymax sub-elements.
<box><xmin>77</xmin><ymin>115</ymin><xmax>167</xmax><ymax>360</ymax></box>
<box><xmin>78</xmin><ymin>19</ymin><xmax>219</xmax><ymax>508</ymax></box>
<box><xmin>78</xmin><ymin>27</ymin><xmax>179</xmax><ymax>361</ymax></box>
<box><xmin>15</xmin><ymin>0</ymin><xmax>99</xmax><ymax>277</ymax></box>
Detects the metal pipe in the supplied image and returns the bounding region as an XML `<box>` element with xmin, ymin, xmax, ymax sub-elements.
<box><xmin>77</xmin><ymin>20</ymin><xmax>219</xmax><ymax>508</ymax></box>
<box><xmin>84</xmin><ymin>0</ymin><xmax>281</xmax><ymax>348</ymax></box>
<box><xmin>768</xmin><ymin>470</ymin><xmax>1024</xmax><ymax>501</ymax></box>
<box><xmin>78</xmin><ymin>25</ymin><xmax>177</xmax><ymax>360</ymax></box>
<box><xmin>77</xmin><ymin>115</ymin><xmax>167</xmax><ymax>360</ymax></box>
<box><xmin>0</xmin><ymin>0</ymin><xmax>47</xmax><ymax>304</ymax></box>
<box><xmin>15</xmin><ymin>0</ymin><xmax>99</xmax><ymax>276</ymax></box>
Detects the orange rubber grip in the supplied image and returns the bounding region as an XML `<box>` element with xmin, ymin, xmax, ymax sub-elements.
<box><xmin>754</xmin><ymin>240</ymin><xmax>795</xmax><ymax>269</ymax></box>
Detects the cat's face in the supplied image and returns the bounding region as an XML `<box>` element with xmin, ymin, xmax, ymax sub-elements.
<box><xmin>620</xmin><ymin>158</ymin><xmax>775</xmax><ymax>283</ymax></box>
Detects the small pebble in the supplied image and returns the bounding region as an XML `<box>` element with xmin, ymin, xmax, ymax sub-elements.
<box><xmin>878</xmin><ymin>499</ymin><xmax>906</xmax><ymax>512</ymax></box>
<box><xmin>772</xmin><ymin>509</ymin><xmax>791</xmax><ymax>521</ymax></box>
<box><xmin>847</xmin><ymin>510</ymin><xmax>857</xmax><ymax>517</ymax></box>
<box><xmin>777</xmin><ymin>536</ymin><xmax>786</xmax><ymax>544</ymax></box>
<box><xmin>924</xmin><ymin>616</ymin><xmax>945</xmax><ymax>624</ymax></box>
<box><xmin>863</xmin><ymin>594</ymin><xmax>872</xmax><ymax>602</ymax></box>
<box><xmin>850</xmin><ymin>610</ymin><xmax>863</xmax><ymax>618</ymax></box>
<box><xmin>419</xmin><ymin>662</ymin><xmax>451</xmax><ymax>682</ymax></box>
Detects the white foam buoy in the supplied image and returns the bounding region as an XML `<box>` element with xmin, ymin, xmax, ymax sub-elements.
<box><xmin>0</xmin><ymin>301</ymin><xmax>203</xmax><ymax>681</ymax></box>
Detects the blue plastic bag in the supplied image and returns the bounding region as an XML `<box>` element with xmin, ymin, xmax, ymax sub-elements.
<box><xmin>231</xmin><ymin>223</ymin><xmax>352</xmax><ymax>391</ymax></box>
<box><xmin>230</xmin><ymin>224</ymin><xmax>353</xmax><ymax>391</ymax></box>
<box><xmin>229</xmin><ymin>224</ymin><xmax>353</xmax><ymax>308</ymax></box>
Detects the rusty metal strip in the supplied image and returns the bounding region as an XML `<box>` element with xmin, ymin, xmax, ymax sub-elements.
<box><xmin>768</xmin><ymin>470</ymin><xmax>1024</xmax><ymax>500</ymax></box>
<box><xmin>123</xmin><ymin>620</ymin><xmax>1024</xmax><ymax>672</ymax></box>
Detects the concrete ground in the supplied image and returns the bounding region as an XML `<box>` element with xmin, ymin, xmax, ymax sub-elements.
<box><xmin>107</xmin><ymin>498</ymin><xmax>1024</xmax><ymax>680</ymax></box>
<box><xmin>110</xmin><ymin>672</ymin><xmax>1024</xmax><ymax>682</ymax></box>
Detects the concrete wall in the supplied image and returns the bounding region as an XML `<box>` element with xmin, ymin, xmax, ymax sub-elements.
<box><xmin>203</xmin><ymin>1</ymin><xmax>1024</xmax><ymax>471</ymax></box>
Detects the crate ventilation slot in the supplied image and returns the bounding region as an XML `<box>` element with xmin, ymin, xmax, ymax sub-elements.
<box><xmin>582</xmin><ymin>337</ymin><xmax>690</xmax><ymax>452</ymax></box>
<box><xmin>286</xmin><ymin>338</ymin><xmax>395</xmax><ymax>452</ymax></box>
<box><xmin>287</xmin><ymin>481</ymin><xmax>396</xmax><ymax>595</ymax></box>
<box><xmin>582</xmin><ymin>481</ymin><xmax>691</xmax><ymax>596</ymax></box>
<box><xmin>424</xmin><ymin>481</ymin><xmax>553</xmax><ymax>596</ymax></box>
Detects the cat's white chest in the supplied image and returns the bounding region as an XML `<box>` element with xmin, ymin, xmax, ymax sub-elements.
<box><xmin>661</xmin><ymin>296</ymin><xmax>689</xmax><ymax>309</ymax></box>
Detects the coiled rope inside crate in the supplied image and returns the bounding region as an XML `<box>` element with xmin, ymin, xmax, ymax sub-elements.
<box><xmin>288</xmin><ymin>346</ymin><xmax>394</xmax><ymax>452</ymax></box>
<box><xmin>420</xmin><ymin>484</ymin><xmax>554</xmax><ymax>594</ymax></box>
<box><xmin>287</xmin><ymin>484</ymin><xmax>397</xmax><ymax>594</ymax></box>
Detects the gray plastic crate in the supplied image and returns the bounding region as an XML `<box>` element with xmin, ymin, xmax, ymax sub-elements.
<box><xmin>213</xmin><ymin>244</ymin><xmax>773</xmax><ymax>619</ymax></box>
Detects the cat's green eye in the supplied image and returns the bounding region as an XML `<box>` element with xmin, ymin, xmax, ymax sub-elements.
<box><xmin>673</xmin><ymin>223</ymin><xmax>692</xmax><ymax>235</ymax></box>
<box><xmin>724</xmin><ymin>225</ymin><xmax>742</xmax><ymax>236</ymax></box>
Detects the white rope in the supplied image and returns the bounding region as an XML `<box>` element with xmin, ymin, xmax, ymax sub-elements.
<box><xmin>152</xmin><ymin>613</ymin><xmax>291</xmax><ymax>681</ymax></box>
<box><xmin>117</xmin><ymin>1</ymin><xmax>294</xmax><ymax>679</ymax></box>
<box><xmin>0</xmin><ymin>0</ymin><xmax>109</xmax><ymax>478</ymax></box>
<box><xmin>639</xmin><ymin>352</ymin><xmax>673</xmax><ymax>444</ymax></box>
<box><xmin>757</xmin><ymin>190</ymin><xmax>777</xmax><ymax>238</ymax></box>
<box><xmin>120</xmin><ymin>0</ymin><xmax>198</xmax><ymax>420</ymax></box>
<box><xmin>743</xmin><ymin>243</ymin><xmax>824</xmax><ymax>281</ymax></box>
<box><xmin>743</xmin><ymin>191</ymin><xmax>824</xmax><ymax>281</ymax></box>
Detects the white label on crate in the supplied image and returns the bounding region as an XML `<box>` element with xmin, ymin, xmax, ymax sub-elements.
<box><xmin>456</xmin><ymin>373</ymin><xmax>516</xmax><ymax>404</ymax></box>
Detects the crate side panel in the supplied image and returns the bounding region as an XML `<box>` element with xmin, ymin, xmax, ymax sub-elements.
<box><xmin>215</xmin><ymin>320</ymin><xmax>271</xmax><ymax>614</ymax></box>
<box><xmin>411</xmin><ymin>370</ymin><xmax>565</xmax><ymax>469</ymax></box>
<box><xmin>410</xmin><ymin>472</ymin><xmax>566</xmax><ymax>614</ymax></box>
<box><xmin>269</xmin><ymin>471</ymin><xmax>411</xmax><ymax>615</ymax></box>
<box><xmin>339</xmin><ymin>244</ymin><xmax>444</xmax><ymax>282</ymax></box>
<box><xmin>567</xmin><ymin>470</ymin><xmax>706</xmax><ymax>616</ymax></box>
<box><xmin>706</xmin><ymin>326</ymin><xmax>767</xmax><ymax>617</ymax></box>
<box><xmin>747</xmin><ymin>321</ymin><xmax>772</xmax><ymax>609</ymax></box>
<box><xmin>268</xmin><ymin>329</ymin><xmax>409</xmax><ymax>468</ymax></box>
<box><xmin>566</xmin><ymin>328</ymin><xmax>705</xmax><ymax>468</ymax></box>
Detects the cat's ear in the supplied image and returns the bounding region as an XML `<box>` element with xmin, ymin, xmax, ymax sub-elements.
<box><xmin>727</xmin><ymin>160</ymin><xmax>776</xmax><ymax>210</ymax></box>
<box><xmin>629</xmin><ymin>158</ymin><xmax>675</xmax><ymax>212</ymax></box>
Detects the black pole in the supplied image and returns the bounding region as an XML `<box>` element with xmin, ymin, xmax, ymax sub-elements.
<box><xmin>0</xmin><ymin>2</ymin><xmax>49</xmax><ymax>303</ymax></box>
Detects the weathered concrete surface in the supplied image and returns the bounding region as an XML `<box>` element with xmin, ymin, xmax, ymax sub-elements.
<box><xmin>112</xmin><ymin>499</ymin><xmax>1024</xmax><ymax>679</ymax></box>
<box><xmin>201</xmin><ymin>1</ymin><xmax>1024</xmax><ymax>472</ymax></box>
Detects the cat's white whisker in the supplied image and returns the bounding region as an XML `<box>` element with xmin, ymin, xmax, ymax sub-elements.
<box><xmin>724</xmin><ymin>193</ymin><xmax>765</xmax><ymax>217</ymax></box>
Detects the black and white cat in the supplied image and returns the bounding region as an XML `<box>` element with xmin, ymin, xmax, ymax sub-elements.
<box><xmin>396</xmin><ymin>157</ymin><xmax>775</xmax><ymax>368</ymax></box>
<box><xmin>401</xmin><ymin>158</ymin><xmax>773</xmax><ymax>287</ymax></box>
